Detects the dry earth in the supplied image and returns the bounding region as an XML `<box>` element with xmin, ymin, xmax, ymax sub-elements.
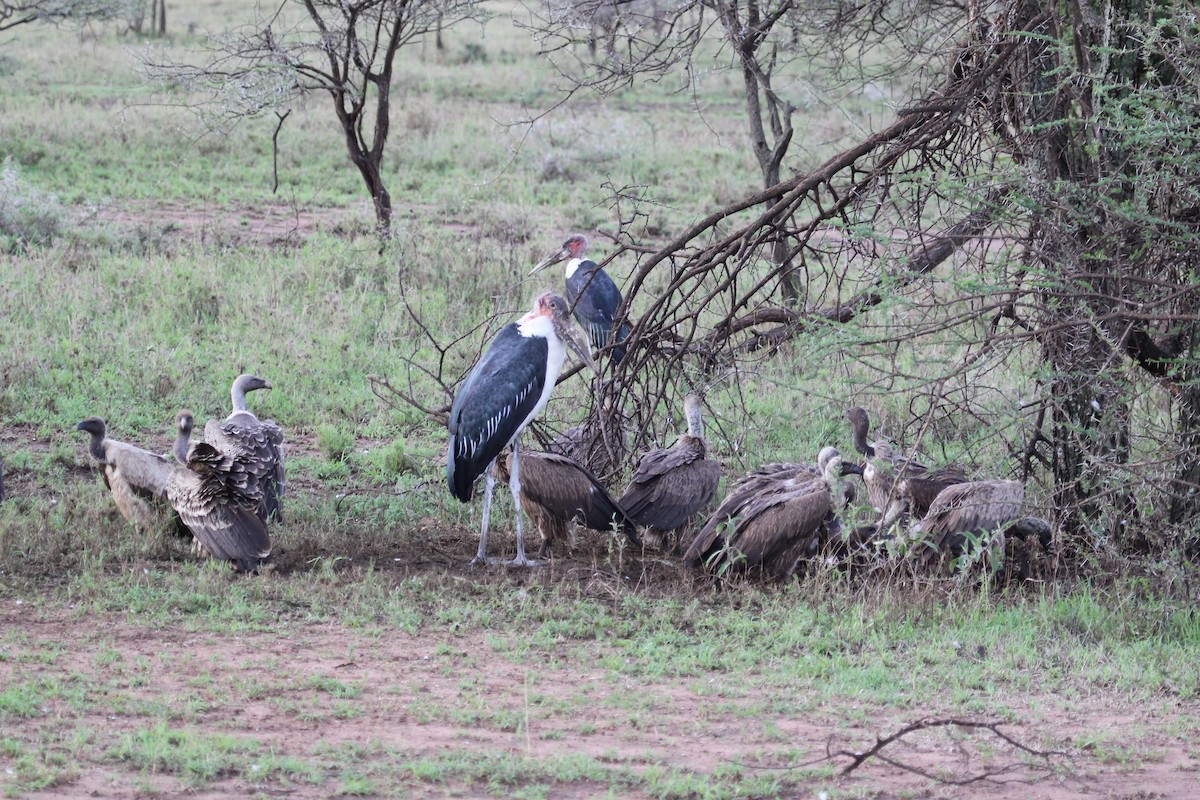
<box><xmin>3</xmin><ymin>598</ymin><xmax>1199</xmax><ymax>799</ymax></box>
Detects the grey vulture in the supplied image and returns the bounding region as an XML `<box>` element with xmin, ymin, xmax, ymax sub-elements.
<box><xmin>907</xmin><ymin>478</ymin><xmax>1049</xmax><ymax>571</ymax></box>
<box><xmin>204</xmin><ymin>374</ymin><xmax>286</xmax><ymax>524</ymax></box>
<box><xmin>617</xmin><ymin>394</ymin><xmax>721</xmax><ymax>550</ymax></box>
<box><xmin>75</xmin><ymin>416</ymin><xmax>174</xmax><ymax>530</ymax></box>
<box><xmin>167</xmin><ymin>410</ymin><xmax>272</xmax><ymax>572</ymax></box>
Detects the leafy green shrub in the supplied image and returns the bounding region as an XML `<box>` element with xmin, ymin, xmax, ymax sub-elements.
<box><xmin>316</xmin><ymin>425</ymin><xmax>355</xmax><ymax>462</ymax></box>
<box><xmin>0</xmin><ymin>158</ymin><xmax>64</xmax><ymax>249</ymax></box>
<box><xmin>370</xmin><ymin>439</ymin><xmax>417</xmax><ymax>477</ymax></box>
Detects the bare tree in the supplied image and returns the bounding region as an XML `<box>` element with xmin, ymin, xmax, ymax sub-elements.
<box><xmin>141</xmin><ymin>0</ymin><xmax>486</xmax><ymax>235</ymax></box>
<box><xmin>0</xmin><ymin>0</ymin><xmax>120</xmax><ymax>32</ymax></box>
<box><xmin>522</xmin><ymin>0</ymin><xmax>965</xmax><ymax>303</ymax></box>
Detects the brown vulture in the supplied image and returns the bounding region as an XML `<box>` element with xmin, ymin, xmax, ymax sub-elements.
<box><xmin>75</xmin><ymin>416</ymin><xmax>175</xmax><ymax>530</ymax></box>
<box><xmin>493</xmin><ymin>449</ymin><xmax>640</xmax><ymax>556</ymax></box>
<box><xmin>617</xmin><ymin>394</ymin><xmax>722</xmax><ymax>550</ymax></box>
<box><xmin>685</xmin><ymin>446</ymin><xmax>852</xmax><ymax>580</ymax></box>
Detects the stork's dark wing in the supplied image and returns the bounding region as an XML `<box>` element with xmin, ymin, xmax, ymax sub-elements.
<box><xmin>448</xmin><ymin>324</ymin><xmax>548</xmax><ymax>502</ymax></box>
<box><xmin>167</xmin><ymin>443</ymin><xmax>271</xmax><ymax>572</ymax></box>
<box><xmin>565</xmin><ymin>263</ymin><xmax>624</xmax><ymax>354</ymax></box>
<box><xmin>516</xmin><ymin>451</ymin><xmax>639</xmax><ymax>545</ymax></box>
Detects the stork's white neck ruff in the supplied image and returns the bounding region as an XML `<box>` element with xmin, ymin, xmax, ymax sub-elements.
<box><xmin>564</xmin><ymin>257</ymin><xmax>585</xmax><ymax>279</ymax></box>
<box><xmin>516</xmin><ymin>312</ymin><xmax>567</xmax><ymax>433</ymax></box>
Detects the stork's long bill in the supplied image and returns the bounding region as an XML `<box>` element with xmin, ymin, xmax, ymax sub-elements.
<box><xmin>530</xmin><ymin>234</ymin><xmax>588</xmax><ymax>276</ymax></box>
<box><xmin>524</xmin><ymin>292</ymin><xmax>594</xmax><ymax>372</ymax></box>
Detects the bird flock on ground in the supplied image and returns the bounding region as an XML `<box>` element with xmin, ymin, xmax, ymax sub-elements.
<box><xmin>443</xmin><ymin>233</ymin><xmax>1054</xmax><ymax>578</ymax></box>
<box><xmin>78</xmin><ymin>232</ymin><xmax>1051</xmax><ymax>578</ymax></box>
<box><xmin>77</xmin><ymin>374</ymin><xmax>283</xmax><ymax>572</ymax></box>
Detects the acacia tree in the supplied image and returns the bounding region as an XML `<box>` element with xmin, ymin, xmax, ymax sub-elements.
<box><xmin>142</xmin><ymin>0</ymin><xmax>485</xmax><ymax>234</ymax></box>
<box><xmin>530</xmin><ymin>0</ymin><xmax>1200</xmax><ymax>557</ymax></box>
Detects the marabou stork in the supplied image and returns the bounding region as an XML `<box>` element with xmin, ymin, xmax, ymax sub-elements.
<box><xmin>617</xmin><ymin>394</ymin><xmax>721</xmax><ymax>550</ymax></box>
<box><xmin>684</xmin><ymin>446</ymin><xmax>851</xmax><ymax>580</ymax></box>
<box><xmin>447</xmin><ymin>292</ymin><xmax>596</xmax><ymax>566</ymax></box>
<box><xmin>205</xmin><ymin>374</ymin><xmax>286</xmax><ymax>525</ymax></box>
<box><xmin>845</xmin><ymin>406</ymin><xmax>967</xmax><ymax>524</ymax></box>
<box><xmin>76</xmin><ymin>416</ymin><xmax>175</xmax><ymax>530</ymax></box>
<box><xmin>530</xmin><ymin>234</ymin><xmax>631</xmax><ymax>363</ymax></box>
<box><xmin>493</xmin><ymin>449</ymin><xmax>640</xmax><ymax>557</ymax></box>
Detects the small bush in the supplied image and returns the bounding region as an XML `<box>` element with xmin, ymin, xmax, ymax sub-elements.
<box><xmin>370</xmin><ymin>439</ymin><xmax>417</xmax><ymax>477</ymax></box>
<box><xmin>316</xmin><ymin>425</ymin><xmax>356</xmax><ymax>462</ymax></box>
<box><xmin>0</xmin><ymin>158</ymin><xmax>65</xmax><ymax>250</ymax></box>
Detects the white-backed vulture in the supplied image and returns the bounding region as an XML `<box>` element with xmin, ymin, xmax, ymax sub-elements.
<box><xmin>494</xmin><ymin>449</ymin><xmax>640</xmax><ymax>556</ymax></box>
<box><xmin>617</xmin><ymin>394</ymin><xmax>721</xmax><ymax>550</ymax></box>
<box><xmin>685</xmin><ymin>446</ymin><xmax>850</xmax><ymax>580</ymax></box>
<box><xmin>907</xmin><ymin>478</ymin><xmax>1031</xmax><ymax>571</ymax></box>
<box><xmin>845</xmin><ymin>406</ymin><xmax>967</xmax><ymax>521</ymax></box>
<box><xmin>167</xmin><ymin>410</ymin><xmax>271</xmax><ymax>573</ymax></box>
<box><xmin>204</xmin><ymin>374</ymin><xmax>286</xmax><ymax>524</ymax></box>
<box><xmin>75</xmin><ymin>416</ymin><xmax>174</xmax><ymax>530</ymax></box>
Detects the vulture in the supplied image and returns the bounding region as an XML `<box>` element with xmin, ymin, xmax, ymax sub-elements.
<box><xmin>845</xmin><ymin>406</ymin><xmax>967</xmax><ymax>523</ymax></box>
<box><xmin>908</xmin><ymin>479</ymin><xmax>1029</xmax><ymax>570</ymax></box>
<box><xmin>617</xmin><ymin>394</ymin><xmax>722</xmax><ymax>550</ymax></box>
<box><xmin>685</xmin><ymin>446</ymin><xmax>852</xmax><ymax>580</ymax></box>
<box><xmin>493</xmin><ymin>449</ymin><xmax>640</xmax><ymax>557</ymax></box>
<box><xmin>167</xmin><ymin>410</ymin><xmax>272</xmax><ymax>573</ymax></box>
<box><xmin>204</xmin><ymin>374</ymin><xmax>286</xmax><ymax>524</ymax></box>
<box><xmin>75</xmin><ymin>416</ymin><xmax>174</xmax><ymax>530</ymax></box>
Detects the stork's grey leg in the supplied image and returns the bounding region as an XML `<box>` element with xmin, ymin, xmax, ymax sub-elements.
<box><xmin>471</xmin><ymin>461</ymin><xmax>497</xmax><ymax>565</ymax></box>
<box><xmin>503</xmin><ymin>438</ymin><xmax>543</xmax><ymax>567</ymax></box>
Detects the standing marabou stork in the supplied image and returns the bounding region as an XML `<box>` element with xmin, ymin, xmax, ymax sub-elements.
<box><xmin>447</xmin><ymin>292</ymin><xmax>596</xmax><ymax>566</ymax></box>
<box><xmin>530</xmin><ymin>233</ymin><xmax>631</xmax><ymax>363</ymax></box>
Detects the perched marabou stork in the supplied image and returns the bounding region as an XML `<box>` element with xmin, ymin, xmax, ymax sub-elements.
<box><xmin>618</xmin><ymin>394</ymin><xmax>721</xmax><ymax>550</ymax></box>
<box><xmin>845</xmin><ymin>406</ymin><xmax>967</xmax><ymax>524</ymax></box>
<box><xmin>530</xmin><ymin>234</ymin><xmax>631</xmax><ymax>363</ymax></box>
<box><xmin>447</xmin><ymin>292</ymin><xmax>596</xmax><ymax>566</ymax></box>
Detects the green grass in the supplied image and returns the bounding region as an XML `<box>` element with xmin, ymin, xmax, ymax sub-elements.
<box><xmin>0</xmin><ymin>4</ymin><xmax>1198</xmax><ymax>799</ymax></box>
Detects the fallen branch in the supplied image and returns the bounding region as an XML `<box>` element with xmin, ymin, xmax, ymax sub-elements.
<box><xmin>832</xmin><ymin>717</ymin><xmax>1069</xmax><ymax>785</ymax></box>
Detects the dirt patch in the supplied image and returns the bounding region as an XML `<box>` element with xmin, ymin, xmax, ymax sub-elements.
<box><xmin>84</xmin><ymin>198</ymin><xmax>373</xmax><ymax>249</ymax></box>
<box><xmin>2</xmin><ymin>606</ymin><xmax>1198</xmax><ymax>799</ymax></box>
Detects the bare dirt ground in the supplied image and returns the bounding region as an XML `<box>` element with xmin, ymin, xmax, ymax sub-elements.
<box><xmin>3</xmin><ymin>592</ymin><xmax>1199</xmax><ymax>798</ymax></box>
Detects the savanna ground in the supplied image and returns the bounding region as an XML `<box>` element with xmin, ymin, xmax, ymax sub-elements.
<box><xmin>2</xmin><ymin>1</ymin><xmax>1199</xmax><ymax>797</ymax></box>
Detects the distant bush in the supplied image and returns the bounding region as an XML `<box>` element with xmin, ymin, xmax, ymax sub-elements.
<box><xmin>0</xmin><ymin>158</ymin><xmax>64</xmax><ymax>250</ymax></box>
